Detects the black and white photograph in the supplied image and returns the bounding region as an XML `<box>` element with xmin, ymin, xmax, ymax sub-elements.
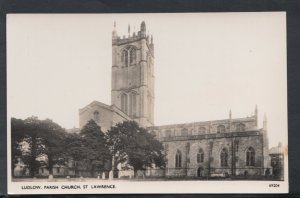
<box><xmin>7</xmin><ymin>13</ymin><xmax>288</xmax><ymax>194</ymax></box>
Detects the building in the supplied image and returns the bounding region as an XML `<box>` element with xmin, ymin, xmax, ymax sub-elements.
<box><xmin>79</xmin><ymin>21</ymin><xmax>270</xmax><ymax>178</ymax></box>
<box><xmin>269</xmin><ymin>142</ymin><xmax>284</xmax><ymax>180</ymax></box>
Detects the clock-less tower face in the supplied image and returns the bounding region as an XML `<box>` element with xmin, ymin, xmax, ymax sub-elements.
<box><xmin>111</xmin><ymin>21</ymin><xmax>154</xmax><ymax>127</ymax></box>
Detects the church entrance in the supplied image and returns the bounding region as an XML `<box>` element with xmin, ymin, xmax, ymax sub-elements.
<box><xmin>197</xmin><ymin>167</ymin><xmax>203</xmax><ymax>177</ymax></box>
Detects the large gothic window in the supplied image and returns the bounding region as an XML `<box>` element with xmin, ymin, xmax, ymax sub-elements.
<box><xmin>121</xmin><ymin>46</ymin><xmax>136</xmax><ymax>67</ymax></box>
<box><xmin>121</xmin><ymin>93</ymin><xmax>128</xmax><ymax>114</ymax></box>
<box><xmin>129</xmin><ymin>92</ymin><xmax>137</xmax><ymax>117</ymax></box>
<box><xmin>246</xmin><ymin>147</ymin><xmax>255</xmax><ymax>166</ymax></box>
<box><xmin>217</xmin><ymin>125</ymin><xmax>226</xmax><ymax>133</ymax></box>
<box><xmin>181</xmin><ymin>128</ymin><xmax>188</xmax><ymax>136</ymax></box>
<box><xmin>175</xmin><ymin>150</ymin><xmax>182</xmax><ymax>168</ymax></box>
<box><xmin>93</xmin><ymin>111</ymin><xmax>99</xmax><ymax>122</ymax></box>
<box><xmin>236</xmin><ymin>123</ymin><xmax>246</xmax><ymax>132</ymax></box>
<box><xmin>198</xmin><ymin>127</ymin><xmax>206</xmax><ymax>134</ymax></box>
<box><xmin>220</xmin><ymin>148</ymin><xmax>228</xmax><ymax>167</ymax></box>
<box><xmin>165</xmin><ymin>130</ymin><xmax>172</xmax><ymax>137</ymax></box>
<box><xmin>197</xmin><ymin>148</ymin><xmax>204</xmax><ymax>163</ymax></box>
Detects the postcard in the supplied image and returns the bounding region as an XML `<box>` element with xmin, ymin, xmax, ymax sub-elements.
<box><xmin>7</xmin><ymin>12</ymin><xmax>288</xmax><ymax>194</ymax></box>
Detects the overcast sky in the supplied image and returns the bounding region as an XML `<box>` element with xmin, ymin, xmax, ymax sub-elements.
<box><xmin>7</xmin><ymin>13</ymin><xmax>287</xmax><ymax>147</ymax></box>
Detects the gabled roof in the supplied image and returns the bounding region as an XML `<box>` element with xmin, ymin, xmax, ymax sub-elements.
<box><xmin>79</xmin><ymin>100</ymin><xmax>131</xmax><ymax>120</ymax></box>
<box><xmin>79</xmin><ymin>100</ymin><xmax>112</xmax><ymax>114</ymax></box>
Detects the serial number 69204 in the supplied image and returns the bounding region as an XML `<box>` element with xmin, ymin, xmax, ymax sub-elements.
<box><xmin>269</xmin><ymin>184</ymin><xmax>280</xmax><ymax>187</ymax></box>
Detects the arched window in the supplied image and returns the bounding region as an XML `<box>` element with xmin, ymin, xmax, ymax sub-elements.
<box><xmin>199</xmin><ymin>127</ymin><xmax>206</xmax><ymax>134</ymax></box>
<box><xmin>130</xmin><ymin>48</ymin><xmax>136</xmax><ymax>64</ymax></box>
<box><xmin>236</xmin><ymin>123</ymin><xmax>246</xmax><ymax>132</ymax></box>
<box><xmin>181</xmin><ymin>128</ymin><xmax>188</xmax><ymax>136</ymax></box>
<box><xmin>220</xmin><ymin>148</ymin><xmax>228</xmax><ymax>167</ymax></box>
<box><xmin>121</xmin><ymin>93</ymin><xmax>128</xmax><ymax>114</ymax></box>
<box><xmin>246</xmin><ymin>147</ymin><xmax>255</xmax><ymax>166</ymax></box>
<box><xmin>129</xmin><ymin>92</ymin><xmax>137</xmax><ymax>117</ymax></box>
<box><xmin>164</xmin><ymin>143</ymin><xmax>169</xmax><ymax>152</ymax></box>
<box><xmin>121</xmin><ymin>50</ymin><xmax>129</xmax><ymax>66</ymax></box>
<box><xmin>197</xmin><ymin>148</ymin><xmax>204</xmax><ymax>163</ymax></box>
<box><xmin>165</xmin><ymin>130</ymin><xmax>172</xmax><ymax>137</ymax></box>
<box><xmin>217</xmin><ymin>125</ymin><xmax>226</xmax><ymax>133</ymax></box>
<box><xmin>93</xmin><ymin>111</ymin><xmax>99</xmax><ymax>122</ymax></box>
<box><xmin>121</xmin><ymin>46</ymin><xmax>136</xmax><ymax>66</ymax></box>
<box><xmin>175</xmin><ymin>150</ymin><xmax>182</xmax><ymax>168</ymax></box>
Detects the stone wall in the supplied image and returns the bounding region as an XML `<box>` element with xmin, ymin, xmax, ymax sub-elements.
<box><xmin>162</xmin><ymin>131</ymin><xmax>264</xmax><ymax>177</ymax></box>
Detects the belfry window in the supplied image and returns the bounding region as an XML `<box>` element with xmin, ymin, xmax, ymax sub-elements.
<box><xmin>121</xmin><ymin>50</ymin><xmax>128</xmax><ymax>66</ymax></box>
<box><xmin>197</xmin><ymin>148</ymin><xmax>204</xmax><ymax>163</ymax></box>
<box><xmin>121</xmin><ymin>46</ymin><xmax>136</xmax><ymax>66</ymax></box>
<box><xmin>175</xmin><ymin>150</ymin><xmax>182</xmax><ymax>168</ymax></box>
<box><xmin>217</xmin><ymin>125</ymin><xmax>226</xmax><ymax>133</ymax></box>
<box><xmin>130</xmin><ymin>48</ymin><xmax>136</xmax><ymax>64</ymax></box>
<box><xmin>121</xmin><ymin>93</ymin><xmax>128</xmax><ymax>114</ymax></box>
<box><xmin>220</xmin><ymin>148</ymin><xmax>228</xmax><ymax>167</ymax></box>
<box><xmin>93</xmin><ymin>111</ymin><xmax>99</xmax><ymax>122</ymax></box>
<box><xmin>246</xmin><ymin>147</ymin><xmax>255</xmax><ymax>166</ymax></box>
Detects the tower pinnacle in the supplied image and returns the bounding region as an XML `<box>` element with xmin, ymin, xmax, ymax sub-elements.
<box><xmin>263</xmin><ymin>113</ymin><xmax>267</xmax><ymax>130</ymax></box>
<box><xmin>254</xmin><ymin>104</ymin><xmax>258</xmax><ymax>127</ymax></box>
<box><xmin>141</xmin><ymin>21</ymin><xmax>146</xmax><ymax>32</ymax></box>
<box><xmin>112</xmin><ymin>21</ymin><xmax>117</xmax><ymax>39</ymax></box>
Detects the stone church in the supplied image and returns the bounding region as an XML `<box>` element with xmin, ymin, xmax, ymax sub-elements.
<box><xmin>79</xmin><ymin>21</ymin><xmax>270</xmax><ymax>178</ymax></box>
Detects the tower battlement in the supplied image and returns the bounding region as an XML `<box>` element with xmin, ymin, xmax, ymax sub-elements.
<box><xmin>112</xmin><ymin>21</ymin><xmax>154</xmax><ymax>55</ymax></box>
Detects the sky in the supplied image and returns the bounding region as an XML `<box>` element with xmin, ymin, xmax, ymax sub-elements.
<box><xmin>7</xmin><ymin>13</ymin><xmax>287</xmax><ymax>147</ymax></box>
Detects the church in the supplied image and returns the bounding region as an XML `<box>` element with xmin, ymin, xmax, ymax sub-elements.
<box><xmin>79</xmin><ymin>21</ymin><xmax>270</xmax><ymax>178</ymax></box>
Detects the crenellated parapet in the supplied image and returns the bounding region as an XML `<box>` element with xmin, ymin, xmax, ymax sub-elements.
<box><xmin>148</xmin><ymin>106</ymin><xmax>260</xmax><ymax>140</ymax></box>
<box><xmin>112</xmin><ymin>21</ymin><xmax>154</xmax><ymax>57</ymax></box>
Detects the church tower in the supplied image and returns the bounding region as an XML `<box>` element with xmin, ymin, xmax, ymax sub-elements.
<box><xmin>111</xmin><ymin>21</ymin><xmax>155</xmax><ymax>127</ymax></box>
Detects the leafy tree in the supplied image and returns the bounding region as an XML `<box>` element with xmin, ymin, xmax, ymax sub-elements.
<box><xmin>63</xmin><ymin>120</ymin><xmax>110</xmax><ymax>177</ymax></box>
<box><xmin>11</xmin><ymin>117</ymin><xmax>67</xmax><ymax>177</ymax></box>
<box><xmin>62</xmin><ymin>132</ymin><xmax>88</xmax><ymax>177</ymax></box>
<box><xmin>106</xmin><ymin>121</ymin><xmax>165</xmax><ymax>176</ymax></box>
<box><xmin>80</xmin><ymin>119</ymin><xmax>110</xmax><ymax>176</ymax></box>
<box><xmin>20</xmin><ymin>117</ymin><xmax>45</xmax><ymax>177</ymax></box>
<box><xmin>37</xmin><ymin>119</ymin><xmax>66</xmax><ymax>175</ymax></box>
<box><xmin>11</xmin><ymin>118</ymin><xmax>26</xmax><ymax>176</ymax></box>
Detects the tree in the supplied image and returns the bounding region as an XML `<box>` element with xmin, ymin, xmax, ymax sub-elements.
<box><xmin>20</xmin><ymin>117</ymin><xmax>45</xmax><ymax>177</ymax></box>
<box><xmin>62</xmin><ymin>133</ymin><xmax>88</xmax><ymax>177</ymax></box>
<box><xmin>63</xmin><ymin>120</ymin><xmax>110</xmax><ymax>177</ymax></box>
<box><xmin>11</xmin><ymin>117</ymin><xmax>67</xmax><ymax>177</ymax></box>
<box><xmin>11</xmin><ymin>118</ymin><xmax>26</xmax><ymax>176</ymax></box>
<box><xmin>37</xmin><ymin>119</ymin><xmax>66</xmax><ymax>176</ymax></box>
<box><xmin>106</xmin><ymin>121</ymin><xmax>165</xmax><ymax>176</ymax></box>
<box><xmin>80</xmin><ymin>119</ymin><xmax>110</xmax><ymax>176</ymax></box>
